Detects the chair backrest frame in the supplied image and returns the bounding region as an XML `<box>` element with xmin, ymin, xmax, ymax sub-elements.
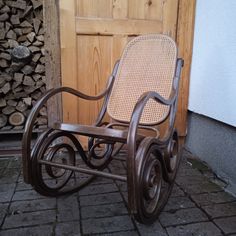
<box><xmin>107</xmin><ymin>34</ymin><xmax>178</xmax><ymax>125</ymax></box>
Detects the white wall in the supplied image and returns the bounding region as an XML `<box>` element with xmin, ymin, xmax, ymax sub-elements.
<box><xmin>189</xmin><ymin>0</ymin><xmax>236</xmax><ymax>127</ymax></box>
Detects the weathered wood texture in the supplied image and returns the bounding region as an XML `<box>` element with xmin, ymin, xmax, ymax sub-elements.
<box><xmin>59</xmin><ymin>0</ymin><xmax>78</xmax><ymax>124</ymax></box>
<box><xmin>43</xmin><ymin>0</ymin><xmax>62</xmax><ymax>126</ymax></box>
<box><xmin>176</xmin><ymin>0</ymin><xmax>196</xmax><ymax>136</ymax></box>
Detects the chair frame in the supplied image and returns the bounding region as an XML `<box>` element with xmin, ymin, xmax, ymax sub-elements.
<box><xmin>22</xmin><ymin>43</ymin><xmax>184</xmax><ymax>224</ymax></box>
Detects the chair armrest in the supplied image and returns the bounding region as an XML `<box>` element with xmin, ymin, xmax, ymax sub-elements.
<box><xmin>21</xmin><ymin>60</ymin><xmax>119</xmax><ymax>183</ymax></box>
<box><xmin>127</xmin><ymin>58</ymin><xmax>184</xmax><ymax>149</ymax></box>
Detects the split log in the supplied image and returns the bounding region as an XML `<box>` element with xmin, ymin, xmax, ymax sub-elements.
<box><xmin>9</xmin><ymin>111</ymin><xmax>25</xmax><ymax>126</ymax></box>
<box><xmin>16</xmin><ymin>101</ymin><xmax>27</xmax><ymax>112</ymax></box>
<box><xmin>11</xmin><ymin>45</ymin><xmax>32</xmax><ymax>63</ymax></box>
<box><xmin>0</xmin><ymin>83</ymin><xmax>11</xmax><ymax>94</ymax></box>
<box><xmin>0</xmin><ymin>98</ymin><xmax>6</xmax><ymax>107</ymax></box>
<box><xmin>2</xmin><ymin>105</ymin><xmax>15</xmax><ymax>115</ymax></box>
<box><xmin>23</xmin><ymin>97</ymin><xmax>32</xmax><ymax>106</ymax></box>
<box><xmin>7</xmin><ymin>100</ymin><xmax>17</xmax><ymax>107</ymax></box>
<box><xmin>0</xmin><ymin>114</ymin><xmax>8</xmax><ymax>128</ymax></box>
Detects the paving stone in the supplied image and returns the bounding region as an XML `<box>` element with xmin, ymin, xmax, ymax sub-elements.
<box><xmin>16</xmin><ymin>181</ymin><xmax>33</xmax><ymax>191</ymax></box>
<box><xmin>57</xmin><ymin>194</ymin><xmax>80</xmax><ymax>222</ymax></box>
<box><xmin>9</xmin><ymin>198</ymin><xmax>56</xmax><ymax>214</ymax></box>
<box><xmin>79</xmin><ymin>183</ymin><xmax>118</xmax><ymax>196</ymax></box>
<box><xmin>171</xmin><ymin>184</ymin><xmax>185</xmax><ymax>197</ymax></box>
<box><xmin>0</xmin><ymin>203</ymin><xmax>9</xmax><ymax>226</ymax></box>
<box><xmin>0</xmin><ymin>189</ymin><xmax>14</xmax><ymax>203</ymax></box>
<box><xmin>100</xmin><ymin>231</ymin><xmax>139</xmax><ymax>236</ymax></box>
<box><xmin>3</xmin><ymin>210</ymin><xmax>56</xmax><ymax>229</ymax></box>
<box><xmin>214</xmin><ymin>216</ymin><xmax>236</xmax><ymax>234</ymax></box>
<box><xmin>109</xmin><ymin>161</ymin><xmax>127</xmax><ymax>175</ymax></box>
<box><xmin>80</xmin><ymin>192</ymin><xmax>123</xmax><ymax>206</ymax></box>
<box><xmin>0</xmin><ymin>168</ymin><xmax>19</xmax><ymax>184</ymax></box>
<box><xmin>176</xmin><ymin>175</ymin><xmax>210</xmax><ymax>186</ymax></box>
<box><xmin>177</xmin><ymin>167</ymin><xmax>203</xmax><ymax>177</ymax></box>
<box><xmin>0</xmin><ymin>183</ymin><xmax>16</xmax><ymax>192</ymax></box>
<box><xmin>0</xmin><ymin>158</ymin><xmax>10</xmax><ymax>169</ymax></box>
<box><xmin>7</xmin><ymin>157</ymin><xmax>21</xmax><ymax>168</ymax></box>
<box><xmin>12</xmin><ymin>189</ymin><xmax>47</xmax><ymax>201</ymax></box>
<box><xmin>55</xmin><ymin>221</ymin><xmax>80</xmax><ymax>236</ymax></box>
<box><xmin>191</xmin><ymin>191</ymin><xmax>236</xmax><ymax>206</ymax></box>
<box><xmin>181</xmin><ymin>181</ymin><xmax>222</xmax><ymax>194</ymax></box>
<box><xmin>159</xmin><ymin>208</ymin><xmax>208</xmax><ymax>227</ymax></box>
<box><xmin>136</xmin><ymin>220</ymin><xmax>167</xmax><ymax>236</ymax></box>
<box><xmin>90</xmin><ymin>176</ymin><xmax>114</xmax><ymax>185</ymax></box>
<box><xmin>0</xmin><ymin>168</ymin><xmax>5</xmax><ymax>175</ymax></box>
<box><xmin>0</xmin><ymin>153</ymin><xmax>235</xmax><ymax>235</ymax></box>
<box><xmin>81</xmin><ymin>202</ymin><xmax>128</xmax><ymax>219</ymax></box>
<box><xmin>116</xmin><ymin>181</ymin><xmax>128</xmax><ymax>192</ymax></box>
<box><xmin>0</xmin><ymin>225</ymin><xmax>54</xmax><ymax>236</ymax></box>
<box><xmin>202</xmin><ymin>202</ymin><xmax>236</xmax><ymax>218</ymax></box>
<box><xmin>166</xmin><ymin>222</ymin><xmax>223</xmax><ymax>236</ymax></box>
<box><xmin>164</xmin><ymin>196</ymin><xmax>195</xmax><ymax>212</ymax></box>
<box><xmin>82</xmin><ymin>215</ymin><xmax>134</xmax><ymax>234</ymax></box>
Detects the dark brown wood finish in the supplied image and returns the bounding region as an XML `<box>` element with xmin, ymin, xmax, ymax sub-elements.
<box><xmin>22</xmin><ymin>37</ymin><xmax>184</xmax><ymax>224</ymax></box>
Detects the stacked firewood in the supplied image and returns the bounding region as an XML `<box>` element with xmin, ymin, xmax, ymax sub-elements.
<box><xmin>0</xmin><ymin>0</ymin><xmax>47</xmax><ymax>131</ymax></box>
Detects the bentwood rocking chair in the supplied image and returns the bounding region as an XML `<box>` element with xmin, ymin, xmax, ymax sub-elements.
<box><xmin>22</xmin><ymin>34</ymin><xmax>184</xmax><ymax>224</ymax></box>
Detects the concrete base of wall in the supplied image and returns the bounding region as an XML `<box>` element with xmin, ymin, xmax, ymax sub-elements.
<box><xmin>185</xmin><ymin>112</ymin><xmax>236</xmax><ymax>196</ymax></box>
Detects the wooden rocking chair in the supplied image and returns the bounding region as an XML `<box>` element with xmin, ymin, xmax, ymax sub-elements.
<box><xmin>22</xmin><ymin>34</ymin><xmax>184</xmax><ymax>224</ymax></box>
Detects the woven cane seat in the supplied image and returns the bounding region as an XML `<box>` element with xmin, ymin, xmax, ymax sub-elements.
<box><xmin>107</xmin><ymin>34</ymin><xmax>177</xmax><ymax>125</ymax></box>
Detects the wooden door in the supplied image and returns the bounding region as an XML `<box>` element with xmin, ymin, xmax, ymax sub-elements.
<box><xmin>58</xmin><ymin>0</ymin><xmax>196</xmax><ymax>139</ymax></box>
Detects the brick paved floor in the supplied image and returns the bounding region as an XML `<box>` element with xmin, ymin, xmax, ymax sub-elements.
<box><xmin>0</xmin><ymin>149</ymin><xmax>236</xmax><ymax>236</ymax></box>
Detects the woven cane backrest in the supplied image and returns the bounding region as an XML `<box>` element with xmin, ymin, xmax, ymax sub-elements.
<box><xmin>107</xmin><ymin>34</ymin><xmax>177</xmax><ymax>125</ymax></box>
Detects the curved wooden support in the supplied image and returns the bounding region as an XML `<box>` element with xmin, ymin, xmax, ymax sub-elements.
<box><xmin>22</xmin><ymin>74</ymin><xmax>115</xmax><ymax>183</ymax></box>
<box><xmin>31</xmin><ymin>130</ymin><xmax>95</xmax><ymax>196</ymax></box>
<box><xmin>127</xmin><ymin>90</ymin><xmax>177</xmax><ymax>213</ymax></box>
<box><xmin>126</xmin><ymin>58</ymin><xmax>183</xmax><ymax>215</ymax></box>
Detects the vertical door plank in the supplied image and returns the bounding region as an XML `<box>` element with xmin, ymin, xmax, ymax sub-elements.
<box><xmin>162</xmin><ymin>0</ymin><xmax>179</xmax><ymax>38</ymax></box>
<box><xmin>144</xmin><ymin>0</ymin><xmax>163</xmax><ymax>20</ymax></box>
<box><xmin>60</xmin><ymin>0</ymin><xmax>78</xmax><ymax>123</ymax></box>
<box><xmin>77</xmin><ymin>0</ymin><xmax>113</xmax><ymax>18</ymax></box>
<box><xmin>112</xmin><ymin>35</ymin><xmax>127</xmax><ymax>65</ymax></box>
<box><xmin>128</xmin><ymin>0</ymin><xmax>163</xmax><ymax>21</ymax></box>
<box><xmin>128</xmin><ymin>0</ymin><xmax>146</xmax><ymax>19</ymax></box>
<box><xmin>77</xmin><ymin>36</ymin><xmax>112</xmax><ymax>125</ymax></box>
<box><xmin>113</xmin><ymin>0</ymin><xmax>128</xmax><ymax>19</ymax></box>
<box><xmin>176</xmin><ymin>0</ymin><xmax>196</xmax><ymax>136</ymax></box>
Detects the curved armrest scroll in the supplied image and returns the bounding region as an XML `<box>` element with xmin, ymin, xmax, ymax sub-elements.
<box><xmin>127</xmin><ymin>90</ymin><xmax>177</xmax><ymax>148</ymax></box>
<box><xmin>22</xmin><ymin>76</ymin><xmax>114</xmax><ymax>183</ymax></box>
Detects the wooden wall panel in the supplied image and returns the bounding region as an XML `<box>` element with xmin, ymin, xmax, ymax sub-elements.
<box><xmin>77</xmin><ymin>0</ymin><xmax>113</xmax><ymax>17</ymax></box>
<box><xmin>162</xmin><ymin>0</ymin><xmax>179</xmax><ymax>38</ymax></box>
<box><xmin>112</xmin><ymin>35</ymin><xmax>128</xmax><ymax>65</ymax></box>
<box><xmin>113</xmin><ymin>0</ymin><xmax>128</xmax><ymax>19</ymax></box>
<box><xmin>128</xmin><ymin>0</ymin><xmax>163</xmax><ymax>20</ymax></box>
<box><xmin>76</xmin><ymin>36</ymin><xmax>112</xmax><ymax>125</ymax></box>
